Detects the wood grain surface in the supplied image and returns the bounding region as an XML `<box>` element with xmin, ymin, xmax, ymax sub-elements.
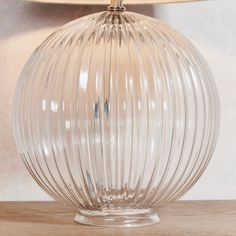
<box><xmin>0</xmin><ymin>201</ymin><xmax>235</xmax><ymax>236</ymax></box>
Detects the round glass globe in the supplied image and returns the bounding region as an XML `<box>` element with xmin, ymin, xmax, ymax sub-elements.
<box><xmin>13</xmin><ymin>10</ymin><xmax>220</xmax><ymax>227</ymax></box>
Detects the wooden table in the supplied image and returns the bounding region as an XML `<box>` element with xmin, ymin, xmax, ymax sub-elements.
<box><xmin>0</xmin><ymin>201</ymin><xmax>235</xmax><ymax>236</ymax></box>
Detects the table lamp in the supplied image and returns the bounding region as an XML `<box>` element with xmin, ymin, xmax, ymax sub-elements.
<box><xmin>13</xmin><ymin>0</ymin><xmax>220</xmax><ymax>227</ymax></box>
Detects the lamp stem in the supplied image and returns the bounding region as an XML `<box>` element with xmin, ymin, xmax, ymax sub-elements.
<box><xmin>108</xmin><ymin>0</ymin><xmax>126</xmax><ymax>11</ymax></box>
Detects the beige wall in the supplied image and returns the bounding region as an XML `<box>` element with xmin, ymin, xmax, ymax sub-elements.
<box><xmin>0</xmin><ymin>0</ymin><xmax>235</xmax><ymax>200</ymax></box>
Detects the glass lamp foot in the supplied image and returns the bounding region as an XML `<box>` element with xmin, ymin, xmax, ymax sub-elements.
<box><xmin>74</xmin><ymin>208</ymin><xmax>160</xmax><ymax>227</ymax></box>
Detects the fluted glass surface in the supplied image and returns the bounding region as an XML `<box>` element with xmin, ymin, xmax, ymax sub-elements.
<box><xmin>13</xmin><ymin>10</ymin><xmax>220</xmax><ymax>227</ymax></box>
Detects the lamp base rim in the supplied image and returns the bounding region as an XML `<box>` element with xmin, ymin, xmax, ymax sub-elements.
<box><xmin>74</xmin><ymin>208</ymin><xmax>160</xmax><ymax>227</ymax></box>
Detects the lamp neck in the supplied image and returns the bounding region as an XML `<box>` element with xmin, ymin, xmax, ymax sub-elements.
<box><xmin>108</xmin><ymin>0</ymin><xmax>126</xmax><ymax>11</ymax></box>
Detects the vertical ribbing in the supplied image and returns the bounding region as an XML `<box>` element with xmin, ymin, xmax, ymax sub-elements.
<box><xmin>13</xmin><ymin>11</ymin><xmax>220</xmax><ymax>213</ymax></box>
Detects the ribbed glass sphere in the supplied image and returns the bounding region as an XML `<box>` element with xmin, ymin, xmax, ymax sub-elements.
<box><xmin>13</xmin><ymin>10</ymin><xmax>220</xmax><ymax>227</ymax></box>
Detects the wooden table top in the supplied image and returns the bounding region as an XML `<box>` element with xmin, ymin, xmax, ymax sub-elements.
<box><xmin>0</xmin><ymin>200</ymin><xmax>235</xmax><ymax>236</ymax></box>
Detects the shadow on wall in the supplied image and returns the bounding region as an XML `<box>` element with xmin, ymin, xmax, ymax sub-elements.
<box><xmin>1</xmin><ymin>0</ymin><xmax>160</xmax><ymax>38</ymax></box>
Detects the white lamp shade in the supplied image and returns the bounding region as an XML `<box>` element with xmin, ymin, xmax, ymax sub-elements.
<box><xmin>28</xmin><ymin>0</ymin><xmax>204</xmax><ymax>5</ymax></box>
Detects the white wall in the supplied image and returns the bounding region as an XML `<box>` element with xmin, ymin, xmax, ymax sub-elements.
<box><xmin>156</xmin><ymin>1</ymin><xmax>236</xmax><ymax>200</ymax></box>
<box><xmin>0</xmin><ymin>0</ymin><xmax>235</xmax><ymax>200</ymax></box>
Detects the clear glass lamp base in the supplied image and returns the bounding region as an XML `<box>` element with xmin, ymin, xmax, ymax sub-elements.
<box><xmin>74</xmin><ymin>208</ymin><xmax>160</xmax><ymax>227</ymax></box>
